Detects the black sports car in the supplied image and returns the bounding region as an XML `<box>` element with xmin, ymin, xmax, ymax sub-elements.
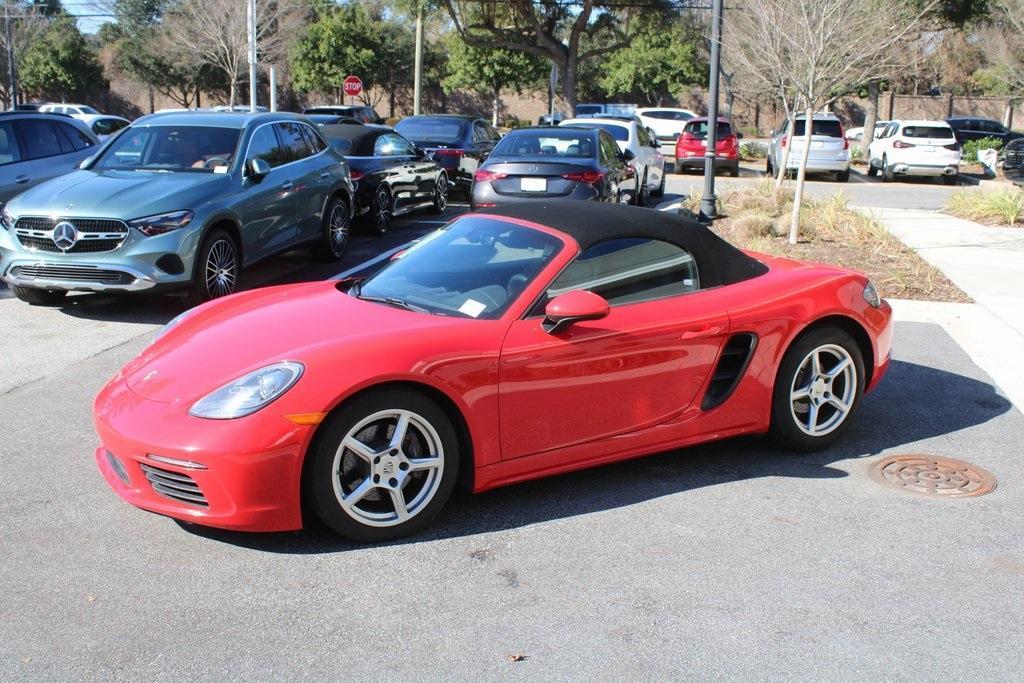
<box><xmin>321</xmin><ymin>124</ymin><xmax>449</xmax><ymax>234</ymax></box>
<box><xmin>304</xmin><ymin>105</ymin><xmax>384</xmax><ymax>125</ymax></box>
<box><xmin>395</xmin><ymin>115</ymin><xmax>501</xmax><ymax>196</ymax></box>
<box><xmin>1005</xmin><ymin>139</ymin><xmax>1023</xmax><ymax>186</ymax></box>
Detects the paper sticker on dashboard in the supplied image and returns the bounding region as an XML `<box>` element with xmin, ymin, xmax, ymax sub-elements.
<box><xmin>459</xmin><ymin>299</ymin><xmax>486</xmax><ymax>318</ymax></box>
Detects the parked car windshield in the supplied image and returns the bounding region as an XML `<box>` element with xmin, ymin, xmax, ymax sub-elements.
<box><xmin>902</xmin><ymin>126</ymin><xmax>955</xmax><ymax>139</ymax></box>
<box><xmin>576</xmin><ymin>105</ymin><xmax>603</xmax><ymax>116</ymax></box>
<box><xmin>395</xmin><ymin>118</ymin><xmax>465</xmax><ymax>144</ymax></box>
<box><xmin>93</xmin><ymin>125</ymin><xmax>241</xmax><ymax>172</ymax></box>
<box><xmin>683</xmin><ymin>120</ymin><xmax>732</xmax><ymax>139</ymax></box>
<box><xmin>566</xmin><ymin>122</ymin><xmax>629</xmax><ymax>141</ymax></box>
<box><xmin>355</xmin><ymin>216</ymin><xmax>563</xmax><ymax>319</ymax></box>
<box><xmin>791</xmin><ymin>119</ymin><xmax>842</xmax><ymax>137</ymax></box>
<box><xmin>491</xmin><ymin>131</ymin><xmax>597</xmax><ymax>158</ymax></box>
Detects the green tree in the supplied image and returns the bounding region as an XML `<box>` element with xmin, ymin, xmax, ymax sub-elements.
<box><xmin>598</xmin><ymin>16</ymin><xmax>705</xmax><ymax>105</ymax></box>
<box><xmin>290</xmin><ymin>3</ymin><xmax>382</xmax><ymax>101</ymax></box>
<box><xmin>18</xmin><ymin>15</ymin><xmax>106</xmax><ymax>101</ymax></box>
<box><xmin>442</xmin><ymin>36</ymin><xmax>547</xmax><ymax>125</ymax></box>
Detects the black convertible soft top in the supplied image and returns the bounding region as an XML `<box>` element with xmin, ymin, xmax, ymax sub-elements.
<box><xmin>321</xmin><ymin>124</ymin><xmax>392</xmax><ymax>157</ymax></box>
<box><xmin>480</xmin><ymin>201</ymin><xmax>768</xmax><ymax>288</ymax></box>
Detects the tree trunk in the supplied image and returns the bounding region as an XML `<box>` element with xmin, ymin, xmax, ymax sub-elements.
<box><xmin>788</xmin><ymin>106</ymin><xmax>815</xmax><ymax>245</ymax></box>
<box><xmin>229</xmin><ymin>80</ymin><xmax>237</xmax><ymax>108</ymax></box>
<box><xmin>562</xmin><ymin>55</ymin><xmax>577</xmax><ymax>117</ymax></box>
<box><xmin>859</xmin><ymin>79</ymin><xmax>880</xmax><ymax>158</ymax></box>
<box><xmin>775</xmin><ymin>112</ymin><xmax>795</xmax><ymax>190</ymax></box>
<box><xmin>389</xmin><ymin>89</ymin><xmax>396</xmax><ymax>118</ymax></box>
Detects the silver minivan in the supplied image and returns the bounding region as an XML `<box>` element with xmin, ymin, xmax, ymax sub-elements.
<box><xmin>0</xmin><ymin>112</ymin><xmax>100</xmax><ymax>203</ymax></box>
<box><xmin>767</xmin><ymin>113</ymin><xmax>850</xmax><ymax>182</ymax></box>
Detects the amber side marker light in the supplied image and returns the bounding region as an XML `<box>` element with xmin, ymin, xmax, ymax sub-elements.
<box><xmin>285</xmin><ymin>412</ymin><xmax>327</xmax><ymax>425</ymax></box>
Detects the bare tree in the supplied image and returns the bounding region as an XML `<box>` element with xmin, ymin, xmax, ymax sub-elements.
<box><xmin>161</xmin><ymin>0</ymin><xmax>300</xmax><ymax>107</ymax></box>
<box><xmin>0</xmin><ymin>4</ymin><xmax>48</xmax><ymax>108</ymax></box>
<box><xmin>985</xmin><ymin>0</ymin><xmax>1024</xmax><ymax>98</ymax></box>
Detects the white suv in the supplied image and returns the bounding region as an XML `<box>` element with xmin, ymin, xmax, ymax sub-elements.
<box><xmin>868</xmin><ymin>120</ymin><xmax>960</xmax><ymax>184</ymax></box>
<box><xmin>635</xmin><ymin>107</ymin><xmax>697</xmax><ymax>156</ymax></box>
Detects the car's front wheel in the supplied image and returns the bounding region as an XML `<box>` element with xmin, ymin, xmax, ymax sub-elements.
<box><xmin>12</xmin><ymin>286</ymin><xmax>67</xmax><ymax>306</ymax></box>
<box><xmin>651</xmin><ymin>168</ymin><xmax>666</xmax><ymax>198</ymax></box>
<box><xmin>430</xmin><ymin>173</ymin><xmax>448</xmax><ymax>214</ymax></box>
<box><xmin>307</xmin><ymin>388</ymin><xmax>460</xmax><ymax>542</ymax></box>
<box><xmin>370</xmin><ymin>184</ymin><xmax>394</xmax><ymax>235</ymax></box>
<box><xmin>634</xmin><ymin>170</ymin><xmax>648</xmax><ymax>206</ymax></box>
<box><xmin>311</xmin><ymin>195</ymin><xmax>351</xmax><ymax>262</ymax></box>
<box><xmin>185</xmin><ymin>229</ymin><xmax>239</xmax><ymax>307</ymax></box>
<box><xmin>770</xmin><ymin>326</ymin><xmax>865</xmax><ymax>451</ymax></box>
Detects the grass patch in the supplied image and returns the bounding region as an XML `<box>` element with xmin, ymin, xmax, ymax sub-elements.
<box><xmin>945</xmin><ymin>187</ymin><xmax>1024</xmax><ymax>226</ymax></box>
<box><xmin>709</xmin><ymin>182</ymin><xmax>970</xmax><ymax>303</ymax></box>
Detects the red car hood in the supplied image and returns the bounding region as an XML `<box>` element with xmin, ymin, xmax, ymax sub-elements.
<box><xmin>123</xmin><ymin>281</ymin><xmax>458</xmax><ymax>402</ymax></box>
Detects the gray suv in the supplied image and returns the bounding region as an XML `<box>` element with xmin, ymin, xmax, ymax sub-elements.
<box><xmin>0</xmin><ymin>111</ymin><xmax>100</xmax><ymax>203</ymax></box>
<box><xmin>0</xmin><ymin>111</ymin><xmax>354</xmax><ymax>306</ymax></box>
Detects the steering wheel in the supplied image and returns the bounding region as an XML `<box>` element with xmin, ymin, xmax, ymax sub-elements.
<box><xmin>203</xmin><ymin>156</ymin><xmax>230</xmax><ymax>169</ymax></box>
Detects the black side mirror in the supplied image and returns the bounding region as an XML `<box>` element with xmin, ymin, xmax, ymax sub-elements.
<box><xmin>621</xmin><ymin>148</ymin><xmax>636</xmax><ymax>162</ymax></box>
<box><xmin>246</xmin><ymin>157</ymin><xmax>271</xmax><ymax>180</ymax></box>
<box><xmin>737</xmin><ymin>131</ymin><xmax>744</xmax><ymax>139</ymax></box>
<box><xmin>413</xmin><ymin>145</ymin><xmax>427</xmax><ymax>159</ymax></box>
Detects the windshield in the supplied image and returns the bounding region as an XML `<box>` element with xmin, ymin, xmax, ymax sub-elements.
<box><xmin>683</xmin><ymin>121</ymin><xmax>732</xmax><ymax>139</ymax></box>
<box><xmin>576</xmin><ymin>105</ymin><xmax>602</xmax><ymax>116</ymax></box>
<box><xmin>566</xmin><ymin>122</ymin><xmax>629</xmax><ymax>141</ymax></box>
<box><xmin>356</xmin><ymin>216</ymin><xmax>563</xmax><ymax>318</ymax></box>
<box><xmin>903</xmin><ymin>126</ymin><xmax>955</xmax><ymax>139</ymax></box>
<box><xmin>492</xmin><ymin>131</ymin><xmax>597</xmax><ymax>158</ymax></box>
<box><xmin>395</xmin><ymin>118</ymin><xmax>465</xmax><ymax>144</ymax></box>
<box><xmin>93</xmin><ymin>125</ymin><xmax>241</xmax><ymax>172</ymax></box>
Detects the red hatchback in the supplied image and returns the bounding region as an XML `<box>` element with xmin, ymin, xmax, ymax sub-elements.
<box><xmin>675</xmin><ymin>117</ymin><xmax>740</xmax><ymax>176</ymax></box>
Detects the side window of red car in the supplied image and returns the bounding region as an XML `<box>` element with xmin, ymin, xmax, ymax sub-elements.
<box><xmin>537</xmin><ymin>238</ymin><xmax>700</xmax><ymax>313</ymax></box>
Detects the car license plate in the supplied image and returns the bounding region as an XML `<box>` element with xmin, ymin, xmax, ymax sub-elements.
<box><xmin>521</xmin><ymin>177</ymin><xmax>547</xmax><ymax>192</ymax></box>
<box><xmin>812</xmin><ymin>141</ymin><xmax>824</xmax><ymax>149</ymax></box>
<box><xmin>921</xmin><ymin>146</ymin><xmax>934</xmax><ymax>152</ymax></box>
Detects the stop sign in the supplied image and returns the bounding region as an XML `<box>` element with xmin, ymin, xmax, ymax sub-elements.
<box><xmin>343</xmin><ymin>75</ymin><xmax>363</xmax><ymax>97</ymax></box>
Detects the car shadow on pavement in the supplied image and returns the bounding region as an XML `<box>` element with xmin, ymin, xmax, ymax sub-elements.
<box><xmin>178</xmin><ymin>357</ymin><xmax>1014</xmax><ymax>554</ymax></box>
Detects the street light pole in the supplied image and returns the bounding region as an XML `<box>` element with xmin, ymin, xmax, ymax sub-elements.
<box><xmin>413</xmin><ymin>6</ymin><xmax>423</xmax><ymax>116</ymax></box>
<box><xmin>247</xmin><ymin>0</ymin><xmax>257</xmax><ymax>113</ymax></box>
<box><xmin>4</xmin><ymin>0</ymin><xmax>17</xmax><ymax>109</ymax></box>
<box><xmin>699</xmin><ymin>0</ymin><xmax>724</xmax><ymax>222</ymax></box>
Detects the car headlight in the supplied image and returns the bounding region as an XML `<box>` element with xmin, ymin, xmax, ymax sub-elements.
<box><xmin>189</xmin><ymin>361</ymin><xmax>304</xmax><ymax>419</ymax></box>
<box><xmin>129</xmin><ymin>210</ymin><xmax>194</xmax><ymax>237</ymax></box>
<box><xmin>0</xmin><ymin>204</ymin><xmax>14</xmax><ymax>230</ymax></box>
<box><xmin>863</xmin><ymin>281</ymin><xmax>881</xmax><ymax>308</ymax></box>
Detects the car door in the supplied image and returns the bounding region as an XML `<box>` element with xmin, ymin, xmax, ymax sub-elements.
<box><xmin>0</xmin><ymin>120</ymin><xmax>31</xmax><ymax>203</ymax></box>
<box><xmin>372</xmin><ymin>132</ymin><xmax>418</xmax><ymax>209</ymax></box>
<box><xmin>597</xmin><ymin>130</ymin><xmax>629</xmax><ymax>202</ymax></box>
<box><xmin>14</xmin><ymin>119</ymin><xmax>81</xmax><ymax>190</ymax></box>
<box><xmin>635</xmin><ymin>124</ymin><xmax>662</xmax><ymax>188</ymax></box>
<box><xmin>277</xmin><ymin>120</ymin><xmax>329</xmax><ymax>242</ymax></box>
<box><xmin>239</xmin><ymin>122</ymin><xmax>299</xmax><ymax>261</ymax></box>
<box><xmin>498</xmin><ymin>237</ymin><xmax>729</xmax><ymax>460</ymax></box>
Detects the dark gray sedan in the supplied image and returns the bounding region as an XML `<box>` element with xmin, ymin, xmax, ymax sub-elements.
<box><xmin>469</xmin><ymin>127</ymin><xmax>636</xmax><ymax>210</ymax></box>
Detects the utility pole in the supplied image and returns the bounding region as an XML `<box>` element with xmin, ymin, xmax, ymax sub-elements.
<box><xmin>247</xmin><ymin>0</ymin><xmax>257</xmax><ymax>112</ymax></box>
<box><xmin>269</xmin><ymin>65</ymin><xmax>277</xmax><ymax>112</ymax></box>
<box><xmin>413</xmin><ymin>5</ymin><xmax>423</xmax><ymax>115</ymax></box>
<box><xmin>3</xmin><ymin>0</ymin><xmax>17</xmax><ymax>110</ymax></box>
<box><xmin>699</xmin><ymin>0</ymin><xmax>724</xmax><ymax>223</ymax></box>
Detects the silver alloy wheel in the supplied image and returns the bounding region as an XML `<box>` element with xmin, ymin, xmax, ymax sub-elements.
<box><xmin>374</xmin><ymin>186</ymin><xmax>392</xmax><ymax>232</ymax></box>
<box><xmin>205</xmin><ymin>239</ymin><xmax>237</xmax><ymax>298</ymax></box>
<box><xmin>330</xmin><ymin>408</ymin><xmax>445</xmax><ymax>528</ymax></box>
<box><xmin>789</xmin><ymin>343</ymin><xmax>857</xmax><ymax>436</ymax></box>
<box><xmin>434</xmin><ymin>175</ymin><xmax>448</xmax><ymax>211</ymax></box>
<box><xmin>329</xmin><ymin>202</ymin><xmax>350</xmax><ymax>255</ymax></box>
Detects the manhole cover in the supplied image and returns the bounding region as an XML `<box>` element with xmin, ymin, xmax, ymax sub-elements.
<box><xmin>871</xmin><ymin>455</ymin><xmax>996</xmax><ymax>498</ymax></box>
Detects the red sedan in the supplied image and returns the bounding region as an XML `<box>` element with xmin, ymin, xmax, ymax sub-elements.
<box><xmin>94</xmin><ymin>202</ymin><xmax>893</xmax><ymax>542</ymax></box>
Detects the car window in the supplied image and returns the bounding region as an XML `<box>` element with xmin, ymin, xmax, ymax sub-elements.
<box><xmin>792</xmin><ymin>119</ymin><xmax>842</xmax><ymax>137</ymax></box>
<box><xmin>599</xmin><ymin>131</ymin><xmax>620</xmax><ymax>162</ymax></box>
<box><xmin>576</xmin><ymin>105</ymin><xmax>602</xmax><ymax>116</ymax></box>
<box><xmin>0</xmin><ymin>122</ymin><xmax>21</xmax><ymax>165</ymax></box>
<box><xmin>880</xmin><ymin>122</ymin><xmax>898</xmax><ymax>139</ymax></box>
<box><xmin>374</xmin><ymin>132</ymin><xmax>415</xmax><ymax>156</ymax></box>
<box><xmin>247</xmin><ymin>124</ymin><xmax>287</xmax><ymax>167</ymax></box>
<box><xmin>540</xmin><ymin>238</ymin><xmax>700</xmax><ymax>310</ymax></box>
<box><xmin>18</xmin><ymin>120</ymin><xmax>64</xmax><ymax>159</ymax></box>
<box><xmin>684</xmin><ymin>120</ymin><xmax>732</xmax><ymax>139</ymax></box>
<box><xmin>636</xmin><ymin>125</ymin><xmax>653</xmax><ymax>146</ymax></box>
<box><xmin>492</xmin><ymin>131</ymin><xmax>597</xmax><ymax>159</ymax></box>
<box><xmin>92</xmin><ymin>118</ymin><xmax>128</xmax><ymax>137</ymax></box>
<box><xmin>299</xmin><ymin>123</ymin><xmax>326</xmax><ymax>154</ymax></box>
<box><xmin>94</xmin><ymin>125</ymin><xmax>241</xmax><ymax>172</ymax></box>
<box><xmin>275</xmin><ymin>122</ymin><xmax>312</xmax><ymax>163</ymax></box>
<box><xmin>902</xmin><ymin>126</ymin><xmax>955</xmax><ymax>139</ymax></box>
<box><xmin>395</xmin><ymin>118</ymin><xmax>464</xmax><ymax>144</ymax></box>
<box><xmin>646</xmin><ymin>110</ymin><xmax>692</xmax><ymax>121</ymax></box>
<box><xmin>568</xmin><ymin>122</ymin><xmax>629</xmax><ymax>141</ymax></box>
<box><xmin>57</xmin><ymin>122</ymin><xmax>94</xmax><ymax>151</ymax></box>
<box><xmin>78</xmin><ymin>105</ymin><xmax>99</xmax><ymax>115</ymax></box>
<box><xmin>473</xmin><ymin>122</ymin><xmax>491</xmax><ymax>143</ymax></box>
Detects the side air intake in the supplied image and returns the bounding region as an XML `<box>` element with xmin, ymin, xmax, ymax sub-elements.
<box><xmin>702</xmin><ymin>333</ymin><xmax>758</xmax><ymax>410</ymax></box>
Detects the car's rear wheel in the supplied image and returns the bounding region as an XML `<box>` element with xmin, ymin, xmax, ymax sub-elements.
<box><xmin>651</xmin><ymin>168</ymin><xmax>666</xmax><ymax>198</ymax></box>
<box><xmin>882</xmin><ymin>155</ymin><xmax>895</xmax><ymax>182</ymax></box>
<box><xmin>634</xmin><ymin>170</ymin><xmax>648</xmax><ymax>206</ymax></box>
<box><xmin>867</xmin><ymin>161</ymin><xmax>878</xmax><ymax>177</ymax></box>
<box><xmin>766</xmin><ymin>157</ymin><xmax>774</xmax><ymax>177</ymax></box>
<box><xmin>185</xmin><ymin>229</ymin><xmax>239</xmax><ymax>307</ymax></box>
<box><xmin>729</xmin><ymin>162</ymin><xmax>739</xmax><ymax>177</ymax></box>
<box><xmin>836</xmin><ymin>170</ymin><xmax>850</xmax><ymax>182</ymax></box>
<box><xmin>430</xmin><ymin>173</ymin><xmax>448</xmax><ymax>214</ymax></box>
<box><xmin>943</xmin><ymin>173</ymin><xmax>958</xmax><ymax>186</ymax></box>
<box><xmin>307</xmin><ymin>388</ymin><xmax>460</xmax><ymax>542</ymax></box>
<box><xmin>311</xmin><ymin>195</ymin><xmax>351</xmax><ymax>262</ymax></box>
<box><xmin>770</xmin><ymin>326</ymin><xmax>865</xmax><ymax>451</ymax></box>
<box><xmin>12</xmin><ymin>286</ymin><xmax>67</xmax><ymax>306</ymax></box>
<box><xmin>370</xmin><ymin>184</ymin><xmax>394</xmax><ymax>235</ymax></box>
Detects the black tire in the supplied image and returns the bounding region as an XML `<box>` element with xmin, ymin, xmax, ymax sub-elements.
<box><xmin>766</xmin><ymin>157</ymin><xmax>774</xmax><ymax>177</ymax></box>
<box><xmin>185</xmin><ymin>229</ymin><xmax>239</xmax><ymax>307</ymax></box>
<box><xmin>311</xmin><ymin>195</ymin><xmax>351</xmax><ymax>262</ymax></box>
<box><xmin>881</xmin><ymin>155</ymin><xmax>895</xmax><ymax>182</ymax></box>
<box><xmin>770</xmin><ymin>326</ymin><xmax>866</xmax><ymax>452</ymax></box>
<box><xmin>651</xmin><ymin>168</ymin><xmax>666</xmax><ymax>198</ymax></box>
<box><xmin>430</xmin><ymin>173</ymin><xmax>449</xmax><ymax>214</ymax></box>
<box><xmin>729</xmin><ymin>162</ymin><xmax>739</xmax><ymax>177</ymax></box>
<box><xmin>369</xmin><ymin>184</ymin><xmax>393</xmax><ymax>235</ymax></box>
<box><xmin>306</xmin><ymin>388</ymin><xmax>461</xmax><ymax>542</ymax></box>
<box><xmin>943</xmin><ymin>174</ymin><xmax>957</xmax><ymax>186</ymax></box>
<box><xmin>12</xmin><ymin>286</ymin><xmax>66</xmax><ymax>306</ymax></box>
<box><xmin>634</xmin><ymin>170</ymin><xmax>648</xmax><ymax>206</ymax></box>
<box><xmin>866</xmin><ymin>162</ymin><xmax>878</xmax><ymax>177</ymax></box>
<box><xmin>836</xmin><ymin>170</ymin><xmax>850</xmax><ymax>183</ymax></box>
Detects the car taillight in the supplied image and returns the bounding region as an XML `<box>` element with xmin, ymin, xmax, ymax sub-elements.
<box><xmin>944</xmin><ymin>142</ymin><xmax>960</xmax><ymax>151</ymax></box>
<box><xmin>721</xmin><ymin>135</ymin><xmax>737</xmax><ymax>147</ymax></box>
<box><xmin>350</xmin><ymin>169</ymin><xmax>364</xmax><ymax>181</ymax></box>
<box><xmin>474</xmin><ymin>169</ymin><xmax>507</xmax><ymax>182</ymax></box>
<box><xmin>561</xmin><ymin>170</ymin><xmax>605</xmax><ymax>185</ymax></box>
<box><xmin>893</xmin><ymin>140</ymin><xmax>915</xmax><ymax>149</ymax></box>
<box><xmin>433</xmin><ymin>149</ymin><xmax>465</xmax><ymax>161</ymax></box>
<box><xmin>780</xmin><ymin>135</ymin><xmax>788</xmax><ymax>148</ymax></box>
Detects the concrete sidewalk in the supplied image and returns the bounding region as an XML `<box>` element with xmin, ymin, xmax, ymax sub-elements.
<box><xmin>874</xmin><ymin>208</ymin><xmax>1024</xmax><ymax>411</ymax></box>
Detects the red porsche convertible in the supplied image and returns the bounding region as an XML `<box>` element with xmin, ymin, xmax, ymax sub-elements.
<box><xmin>94</xmin><ymin>202</ymin><xmax>893</xmax><ymax>541</ymax></box>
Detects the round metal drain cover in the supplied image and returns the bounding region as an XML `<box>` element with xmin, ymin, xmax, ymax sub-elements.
<box><xmin>872</xmin><ymin>454</ymin><xmax>996</xmax><ymax>498</ymax></box>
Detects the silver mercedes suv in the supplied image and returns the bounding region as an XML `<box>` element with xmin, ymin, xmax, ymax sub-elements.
<box><xmin>0</xmin><ymin>111</ymin><xmax>354</xmax><ymax>306</ymax></box>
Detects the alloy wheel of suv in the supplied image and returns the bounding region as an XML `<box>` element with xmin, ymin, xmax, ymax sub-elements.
<box><xmin>312</xmin><ymin>196</ymin><xmax>351</xmax><ymax>262</ymax></box>
<box><xmin>371</xmin><ymin>185</ymin><xmax>394</xmax><ymax>235</ymax></box>
<box><xmin>185</xmin><ymin>229</ymin><xmax>239</xmax><ymax>306</ymax></box>
<box><xmin>431</xmin><ymin>173</ymin><xmax>448</xmax><ymax>214</ymax></box>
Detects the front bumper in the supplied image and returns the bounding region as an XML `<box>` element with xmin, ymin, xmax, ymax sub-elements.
<box><xmin>94</xmin><ymin>377</ymin><xmax>310</xmax><ymax>532</ymax></box>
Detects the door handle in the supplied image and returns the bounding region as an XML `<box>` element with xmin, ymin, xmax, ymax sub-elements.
<box><xmin>15</xmin><ymin>175</ymin><xmax>30</xmax><ymax>184</ymax></box>
<box><xmin>281</xmin><ymin>181</ymin><xmax>294</xmax><ymax>190</ymax></box>
<box><xmin>681</xmin><ymin>325</ymin><xmax>723</xmax><ymax>340</ymax></box>
<box><xmin>319</xmin><ymin>172</ymin><xmax>330</xmax><ymax>178</ymax></box>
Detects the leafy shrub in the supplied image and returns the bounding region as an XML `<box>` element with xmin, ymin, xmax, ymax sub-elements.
<box><xmin>945</xmin><ymin>188</ymin><xmax>1024</xmax><ymax>226</ymax></box>
<box><xmin>739</xmin><ymin>141</ymin><xmax>766</xmax><ymax>160</ymax></box>
<box><xmin>848</xmin><ymin>145</ymin><xmax>864</xmax><ymax>164</ymax></box>
<box><xmin>962</xmin><ymin>137</ymin><xmax>1003</xmax><ymax>163</ymax></box>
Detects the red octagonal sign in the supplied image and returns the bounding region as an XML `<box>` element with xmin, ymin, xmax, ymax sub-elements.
<box><xmin>343</xmin><ymin>75</ymin><xmax>363</xmax><ymax>97</ymax></box>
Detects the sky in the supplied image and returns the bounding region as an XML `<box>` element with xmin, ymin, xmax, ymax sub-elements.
<box><xmin>61</xmin><ymin>1</ymin><xmax>109</xmax><ymax>34</ymax></box>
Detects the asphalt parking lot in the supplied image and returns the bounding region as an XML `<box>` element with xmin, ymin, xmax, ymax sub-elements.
<box><xmin>1</xmin><ymin>199</ymin><xmax>1022</xmax><ymax>678</ymax></box>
